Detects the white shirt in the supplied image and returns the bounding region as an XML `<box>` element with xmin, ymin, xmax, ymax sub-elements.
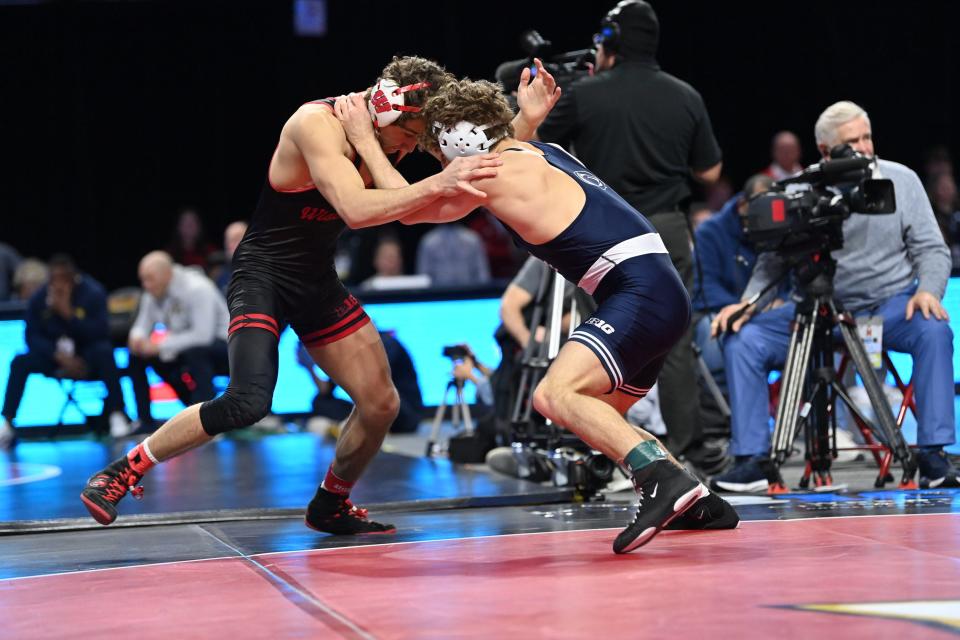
<box><xmin>129</xmin><ymin>265</ymin><xmax>230</xmax><ymax>362</ymax></box>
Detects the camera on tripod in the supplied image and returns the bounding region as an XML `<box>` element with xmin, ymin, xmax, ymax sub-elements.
<box><xmin>496</xmin><ymin>29</ymin><xmax>595</xmax><ymax>95</ymax></box>
<box><xmin>735</xmin><ymin>145</ymin><xmax>919</xmax><ymax>490</ymax></box>
<box><xmin>745</xmin><ymin>145</ymin><xmax>896</xmax><ymax>259</ymax></box>
<box><xmin>442</xmin><ymin>344</ymin><xmax>471</xmax><ymax>361</ymax></box>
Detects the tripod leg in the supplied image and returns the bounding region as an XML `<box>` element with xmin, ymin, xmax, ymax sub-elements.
<box><xmin>836</xmin><ymin>315</ymin><xmax>917</xmax><ymax>486</ymax></box>
<box><xmin>458</xmin><ymin>385</ymin><xmax>474</xmax><ymax>435</ymax></box>
<box><xmin>427</xmin><ymin>381</ymin><xmax>454</xmax><ymax>456</ymax></box>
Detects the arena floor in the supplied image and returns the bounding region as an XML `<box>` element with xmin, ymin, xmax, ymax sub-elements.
<box><xmin>1</xmin><ymin>431</ymin><xmax>958</xmax><ymax>639</ymax></box>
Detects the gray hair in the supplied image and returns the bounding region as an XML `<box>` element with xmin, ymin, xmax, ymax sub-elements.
<box><xmin>814</xmin><ymin>101</ymin><xmax>870</xmax><ymax>148</ymax></box>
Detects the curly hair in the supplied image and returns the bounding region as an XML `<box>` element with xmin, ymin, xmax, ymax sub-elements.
<box><xmin>419</xmin><ymin>79</ymin><xmax>515</xmax><ymax>153</ymax></box>
<box><xmin>368</xmin><ymin>56</ymin><xmax>455</xmax><ymax>125</ymax></box>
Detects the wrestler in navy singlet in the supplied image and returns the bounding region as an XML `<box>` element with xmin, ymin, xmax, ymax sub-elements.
<box><xmin>228</xmin><ymin>98</ymin><xmax>370</xmax><ymax>347</ymax></box>
<box><xmin>502</xmin><ymin>141</ymin><xmax>691</xmax><ymax>396</ymax></box>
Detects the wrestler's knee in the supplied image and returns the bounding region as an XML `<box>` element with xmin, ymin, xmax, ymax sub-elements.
<box><xmin>356</xmin><ymin>384</ymin><xmax>400</xmax><ymax>427</ymax></box>
<box><xmin>532</xmin><ymin>377</ymin><xmax>570</xmax><ymax>424</ymax></box>
<box><xmin>199</xmin><ymin>385</ymin><xmax>272</xmax><ymax>435</ymax></box>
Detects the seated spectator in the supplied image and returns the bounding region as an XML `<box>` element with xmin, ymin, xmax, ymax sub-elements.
<box><xmin>297</xmin><ymin>330</ymin><xmax>423</xmax><ymax>434</ymax></box>
<box><xmin>760</xmin><ymin>130</ymin><xmax>804</xmax><ymax>180</ymax></box>
<box><xmin>465</xmin><ymin>208</ymin><xmax>523</xmax><ymax>279</ymax></box>
<box><xmin>359</xmin><ymin>234</ymin><xmax>428</xmax><ymax>290</ymax></box>
<box><xmin>1</xmin><ymin>254</ymin><xmax>130</xmax><ymax>448</ymax></box>
<box><xmin>166</xmin><ymin>208</ymin><xmax>216</xmax><ymax>270</ymax></box>
<box><xmin>416</xmin><ymin>221</ymin><xmax>491</xmax><ymax>288</ymax></box>
<box><xmin>688</xmin><ymin>201</ymin><xmax>712</xmax><ymax>233</ymax></box>
<box><xmin>216</xmin><ymin>220</ymin><xmax>248</xmax><ymax>292</ymax></box>
<box><xmin>926</xmin><ymin>171</ymin><xmax>960</xmax><ymax>268</ymax></box>
<box><xmin>711</xmin><ymin>100</ymin><xmax>958</xmax><ymax>492</ymax></box>
<box><xmin>0</xmin><ymin>242</ymin><xmax>22</xmax><ymax>302</ymax></box>
<box><xmin>12</xmin><ymin>258</ymin><xmax>48</xmax><ymax>302</ymax></box>
<box><xmin>693</xmin><ymin>174</ymin><xmax>774</xmax><ymax>373</ymax></box>
<box><xmin>127</xmin><ymin>251</ymin><xmax>229</xmax><ymax>430</ymax></box>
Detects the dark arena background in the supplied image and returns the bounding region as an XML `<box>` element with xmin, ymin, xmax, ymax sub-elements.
<box><xmin>1</xmin><ymin>1</ymin><xmax>960</xmax><ymax>638</ymax></box>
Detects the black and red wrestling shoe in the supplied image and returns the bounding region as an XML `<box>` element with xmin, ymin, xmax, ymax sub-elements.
<box><xmin>305</xmin><ymin>487</ymin><xmax>396</xmax><ymax>535</ymax></box>
<box><xmin>80</xmin><ymin>456</ymin><xmax>144</xmax><ymax>525</ymax></box>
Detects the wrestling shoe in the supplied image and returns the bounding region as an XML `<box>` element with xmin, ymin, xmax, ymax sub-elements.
<box><xmin>666</xmin><ymin>489</ymin><xmax>740</xmax><ymax>530</ymax></box>
<box><xmin>305</xmin><ymin>487</ymin><xmax>396</xmax><ymax>535</ymax></box>
<box><xmin>613</xmin><ymin>460</ymin><xmax>708</xmax><ymax>554</ymax></box>
<box><xmin>80</xmin><ymin>456</ymin><xmax>144</xmax><ymax>525</ymax></box>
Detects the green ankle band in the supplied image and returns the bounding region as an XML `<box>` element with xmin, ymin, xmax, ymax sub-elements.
<box><xmin>623</xmin><ymin>441</ymin><xmax>667</xmax><ymax>472</ymax></box>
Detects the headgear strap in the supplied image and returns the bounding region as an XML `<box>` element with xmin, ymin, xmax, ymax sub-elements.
<box><xmin>368</xmin><ymin>79</ymin><xmax>432</xmax><ymax>128</ymax></box>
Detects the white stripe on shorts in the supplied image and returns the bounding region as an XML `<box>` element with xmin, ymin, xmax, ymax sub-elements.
<box><xmin>570</xmin><ymin>330</ymin><xmax>623</xmax><ymax>388</ymax></box>
<box><xmin>577</xmin><ymin>233</ymin><xmax>668</xmax><ymax>295</ymax></box>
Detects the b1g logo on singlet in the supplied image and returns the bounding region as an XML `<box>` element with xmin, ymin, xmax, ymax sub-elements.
<box><xmin>575</xmin><ymin>171</ymin><xmax>607</xmax><ymax>190</ymax></box>
<box><xmin>586</xmin><ymin>317</ymin><xmax>615</xmax><ymax>334</ymax></box>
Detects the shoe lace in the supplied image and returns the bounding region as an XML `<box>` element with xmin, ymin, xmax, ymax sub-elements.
<box><xmin>90</xmin><ymin>466</ymin><xmax>144</xmax><ymax>504</ymax></box>
<box><xmin>342</xmin><ymin>499</ymin><xmax>369</xmax><ymax>519</ymax></box>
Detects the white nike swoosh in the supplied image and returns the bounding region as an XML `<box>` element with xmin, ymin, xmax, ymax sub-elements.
<box><xmin>650</xmin><ymin>482</ymin><xmax>658</xmax><ymax>498</ymax></box>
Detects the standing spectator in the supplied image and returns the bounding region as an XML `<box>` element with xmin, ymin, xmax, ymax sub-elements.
<box><xmin>12</xmin><ymin>258</ymin><xmax>48</xmax><ymax>302</ymax></box>
<box><xmin>1</xmin><ymin>254</ymin><xmax>130</xmax><ymax>448</ymax></box>
<box><xmin>127</xmin><ymin>251</ymin><xmax>229</xmax><ymax>430</ymax></box>
<box><xmin>761</xmin><ymin>131</ymin><xmax>804</xmax><ymax>180</ymax></box>
<box><xmin>518</xmin><ymin>0</ymin><xmax>723</xmax><ymax>469</ymax></box>
<box><xmin>216</xmin><ymin>220</ymin><xmax>249</xmax><ymax>292</ymax></box>
<box><xmin>166</xmin><ymin>208</ymin><xmax>216</xmax><ymax>270</ymax></box>
<box><xmin>0</xmin><ymin>242</ymin><xmax>22</xmax><ymax>302</ymax></box>
<box><xmin>416</xmin><ymin>221</ymin><xmax>491</xmax><ymax>287</ymax></box>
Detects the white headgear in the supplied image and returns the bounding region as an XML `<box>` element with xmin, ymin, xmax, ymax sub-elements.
<box><xmin>367</xmin><ymin>78</ymin><xmax>431</xmax><ymax>129</ymax></box>
<box><xmin>435</xmin><ymin>121</ymin><xmax>502</xmax><ymax>161</ymax></box>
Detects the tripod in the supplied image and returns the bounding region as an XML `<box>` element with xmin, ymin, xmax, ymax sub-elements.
<box><xmin>508</xmin><ymin>263</ymin><xmax>615</xmax><ymax>494</ymax></box>
<box><xmin>763</xmin><ymin>253</ymin><xmax>918</xmax><ymax>491</ymax></box>
<box><xmin>425</xmin><ymin>378</ymin><xmax>474</xmax><ymax>457</ymax></box>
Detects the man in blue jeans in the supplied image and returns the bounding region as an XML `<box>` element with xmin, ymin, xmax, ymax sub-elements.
<box><xmin>712</xmin><ymin>100</ymin><xmax>958</xmax><ymax>491</ymax></box>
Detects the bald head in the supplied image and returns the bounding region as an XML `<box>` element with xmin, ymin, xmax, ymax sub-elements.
<box><xmin>224</xmin><ymin>221</ymin><xmax>248</xmax><ymax>260</ymax></box>
<box><xmin>139</xmin><ymin>251</ymin><xmax>174</xmax><ymax>298</ymax></box>
<box><xmin>772</xmin><ymin>130</ymin><xmax>801</xmax><ymax>171</ymax></box>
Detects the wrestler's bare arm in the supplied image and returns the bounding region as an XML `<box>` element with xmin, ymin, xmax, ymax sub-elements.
<box><xmin>290</xmin><ymin>110</ymin><xmax>447</xmax><ymax>228</ymax></box>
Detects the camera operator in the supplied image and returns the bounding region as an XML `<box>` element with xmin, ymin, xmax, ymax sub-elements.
<box><xmin>450</xmin><ymin>344</ymin><xmax>494</xmax><ymax>413</ymax></box>
<box><xmin>515</xmin><ymin>0</ymin><xmax>723</xmax><ymax>471</ymax></box>
<box><xmin>712</xmin><ymin>100</ymin><xmax>958</xmax><ymax>492</ymax></box>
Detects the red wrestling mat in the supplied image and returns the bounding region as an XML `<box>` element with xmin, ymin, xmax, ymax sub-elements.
<box><xmin>3</xmin><ymin>514</ymin><xmax>959</xmax><ymax>639</ymax></box>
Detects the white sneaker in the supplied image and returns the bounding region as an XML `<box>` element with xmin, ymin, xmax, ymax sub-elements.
<box><xmin>109</xmin><ymin>411</ymin><xmax>134</xmax><ymax>438</ymax></box>
<box><xmin>834</xmin><ymin>428</ymin><xmax>864</xmax><ymax>463</ymax></box>
<box><xmin>0</xmin><ymin>417</ymin><xmax>14</xmax><ymax>450</ymax></box>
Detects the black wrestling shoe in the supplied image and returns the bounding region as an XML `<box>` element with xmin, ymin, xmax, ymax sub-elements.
<box><xmin>80</xmin><ymin>456</ymin><xmax>144</xmax><ymax>525</ymax></box>
<box><xmin>305</xmin><ymin>487</ymin><xmax>396</xmax><ymax>535</ymax></box>
<box><xmin>613</xmin><ymin>460</ymin><xmax>707</xmax><ymax>554</ymax></box>
<box><xmin>665</xmin><ymin>490</ymin><xmax>740</xmax><ymax>530</ymax></box>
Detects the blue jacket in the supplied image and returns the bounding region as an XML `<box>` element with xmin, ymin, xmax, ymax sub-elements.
<box><xmin>26</xmin><ymin>275</ymin><xmax>111</xmax><ymax>359</ymax></box>
<box><xmin>692</xmin><ymin>195</ymin><xmax>756</xmax><ymax>312</ymax></box>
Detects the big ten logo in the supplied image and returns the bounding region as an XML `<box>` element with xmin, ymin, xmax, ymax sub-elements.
<box><xmin>301</xmin><ymin>206</ymin><xmax>338</xmax><ymax>222</ymax></box>
<box><xmin>586</xmin><ymin>317</ymin><xmax>615</xmax><ymax>334</ymax></box>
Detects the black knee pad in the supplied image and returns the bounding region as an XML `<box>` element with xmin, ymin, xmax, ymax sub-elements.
<box><xmin>199</xmin><ymin>386</ymin><xmax>272</xmax><ymax>436</ymax></box>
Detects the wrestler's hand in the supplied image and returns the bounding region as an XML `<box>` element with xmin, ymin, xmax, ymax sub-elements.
<box><xmin>334</xmin><ymin>92</ymin><xmax>377</xmax><ymax>147</ymax></box>
<box><xmin>516</xmin><ymin>58</ymin><xmax>561</xmax><ymax>131</ymax></box>
<box><xmin>436</xmin><ymin>154</ymin><xmax>502</xmax><ymax>198</ymax></box>
<box><xmin>711</xmin><ymin>301</ymin><xmax>755</xmax><ymax>337</ymax></box>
